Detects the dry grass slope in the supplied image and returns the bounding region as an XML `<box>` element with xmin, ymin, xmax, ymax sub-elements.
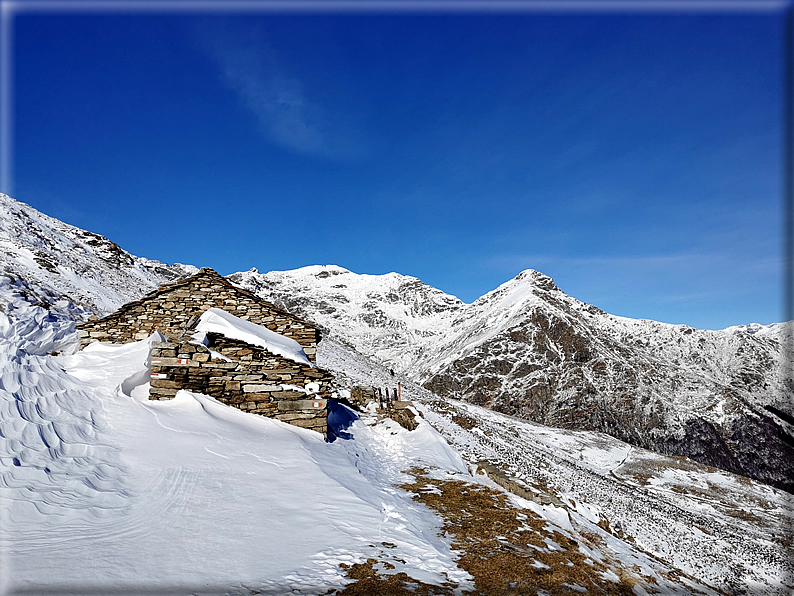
<box><xmin>332</xmin><ymin>468</ymin><xmax>655</xmax><ymax>595</ymax></box>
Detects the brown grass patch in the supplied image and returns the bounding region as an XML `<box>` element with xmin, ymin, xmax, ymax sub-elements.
<box><xmin>398</xmin><ymin>468</ymin><xmax>642</xmax><ymax>595</ymax></box>
<box><xmin>332</xmin><ymin>468</ymin><xmax>672</xmax><ymax>595</ymax></box>
<box><xmin>329</xmin><ymin>558</ymin><xmax>457</xmax><ymax>595</ymax></box>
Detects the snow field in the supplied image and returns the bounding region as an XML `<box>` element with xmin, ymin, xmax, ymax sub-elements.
<box><xmin>1</xmin><ymin>300</ymin><xmax>474</xmax><ymax>595</ymax></box>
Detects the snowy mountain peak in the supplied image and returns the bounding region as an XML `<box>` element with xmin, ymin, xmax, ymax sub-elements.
<box><xmin>466</xmin><ymin>268</ymin><xmax>567</xmax><ymax>320</ymax></box>
<box><xmin>276</xmin><ymin>264</ymin><xmax>353</xmax><ymax>278</ymax></box>
<box><xmin>230</xmin><ymin>261</ymin><xmax>793</xmax><ymax>494</ymax></box>
<box><xmin>514</xmin><ymin>268</ymin><xmax>559</xmax><ymax>292</ymax></box>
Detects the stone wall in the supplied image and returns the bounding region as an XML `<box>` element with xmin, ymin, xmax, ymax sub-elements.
<box><xmin>76</xmin><ymin>268</ymin><xmax>319</xmax><ymax>362</ymax></box>
<box><xmin>149</xmin><ymin>334</ymin><xmax>333</xmax><ymax>437</ymax></box>
<box><xmin>350</xmin><ymin>386</ymin><xmax>375</xmax><ymax>408</ymax></box>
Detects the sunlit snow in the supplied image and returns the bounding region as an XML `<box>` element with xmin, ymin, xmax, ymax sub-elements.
<box><xmin>0</xmin><ymin>300</ymin><xmax>471</xmax><ymax>595</ymax></box>
<box><xmin>191</xmin><ymin>307</ymin><xmax>313</xmax><ymax>367</ymax></box>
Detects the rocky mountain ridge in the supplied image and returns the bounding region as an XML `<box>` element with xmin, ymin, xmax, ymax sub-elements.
<box><xmin>0</xmin><ymin>193</ymin><xmax>196</xmax><ymax>318</ymax></box>
<box><xmin>1</xmin><ymin>193</ymin><xmax>790</xmax><ymax>493</ymax></box>
<box><xmin>229</xmin><ymin>265</ymin><xmax>794</xmax><ymax>493</ymax></box>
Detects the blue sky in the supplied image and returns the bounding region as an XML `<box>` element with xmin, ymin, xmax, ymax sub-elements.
<box><xmin>5</xmin><ymin>3</ymin><xmax>790</xmax><ymax>329</ymax></box>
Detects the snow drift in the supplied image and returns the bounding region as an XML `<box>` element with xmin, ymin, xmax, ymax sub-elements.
<box><xmin>191</xmin><ymin>307</ymin><xmax>313</xmax><ymax>367</ymax></box>
<box><xmin>0</xmin><ymin>299</ymin><xmax>470</xmax><ymax>595</ymax></box>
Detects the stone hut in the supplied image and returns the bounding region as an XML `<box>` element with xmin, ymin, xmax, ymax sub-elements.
<box><xmin>76</xmin><ymin>268</ymin><xmax>333</xmax><ymax>437</ymax></box>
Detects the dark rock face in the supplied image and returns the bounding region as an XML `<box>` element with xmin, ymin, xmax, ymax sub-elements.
<box><xmin>723</xmin><ymin>414</ymin><xmax>794</xmax><ymax>492</ymax></box>
<box><xmin>422</xmin><ymin>304</ymin><xmax>793</xmax><ymax>493</ymax></box>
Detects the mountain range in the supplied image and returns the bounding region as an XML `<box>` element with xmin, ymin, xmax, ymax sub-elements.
<box><xmin>2</xmin><ymin>192</ymin><xmax>791</xmax><ymax>493</ymax></box>
<box><xmin>228</xmin><ymin>265</ymin><xmax>793</xmax><ymax>493</ymax></box>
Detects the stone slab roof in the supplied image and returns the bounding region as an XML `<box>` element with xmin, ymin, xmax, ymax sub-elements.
<box><xmin>77</xmin><ymin>267</ymin><xmax>318</xmax><ymax>331</ymax></box>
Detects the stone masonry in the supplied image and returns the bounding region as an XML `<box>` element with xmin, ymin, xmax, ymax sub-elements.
<box><xmin>76</xmin><ymin>268</ymin><xmax>332</xmax><ymax>437</ymax></box>
<box><xmin>76</xmin><ymin>267</ymin><xmax>319</xmax><ymax>362</ymax></box>
<box><xmin>150</xmin><ymin>334</ymin><xmax>333</xmax><ymax>437</ymax></box>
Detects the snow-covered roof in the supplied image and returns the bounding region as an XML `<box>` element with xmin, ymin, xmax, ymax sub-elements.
<box><xmin>191</xmin><ymin>307</ymin><xmax>313</xmax><ymax>367</ymax></box>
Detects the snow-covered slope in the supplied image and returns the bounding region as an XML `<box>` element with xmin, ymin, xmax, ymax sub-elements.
<box><xmin>3</xmin><ymin>294</ymin><xmax>753</xmax><ymax>595</ymax></box>
<box><xmin>230</xmin><ymin>266</ymin><xmax>794</xmax><ymax>493</ymax></box>
<box><xmin>418</xmin><ymin>395</ymin><xmax>794</xmax><ymax>595</ymax></box>
<box><xmin>2</xmin><ymin>294</ymin><xmax>790</xmax><ymax>594</ymax></box>
<box><xmin>1</xmin><ymin>193</ymin><xmax>790</xmax><ymax>590</ymax></box>
<box><xmin>0</xmin><ymin>298</ymin><xmax>467</xmax><ymax>594</ymax></box>
<box><xmin>316</xmin><ymin>334</ymin><xmax>793</xmax><ymax>595</ymax></box>
<box><xmin>0</xmin><ymin>193</ymin><xmax>196</xmax><ymax>317</ymax></box>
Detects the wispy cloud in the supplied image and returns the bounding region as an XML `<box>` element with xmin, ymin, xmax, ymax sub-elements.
<box><xmin>200</xmin><ymin>25</ymin><xmax>358</xmax><ymax>159</ymax></box>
